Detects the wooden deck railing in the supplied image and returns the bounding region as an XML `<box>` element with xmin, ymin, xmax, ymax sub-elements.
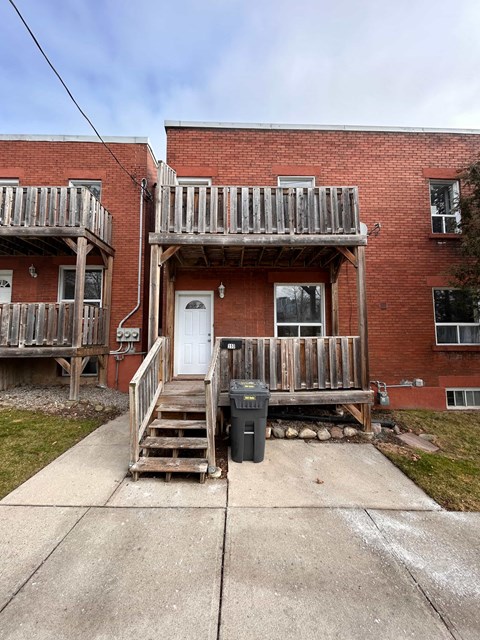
<box><xmin>157</xmin><ymin>185</ymin><xmax>359</xmax><ymax>236</ymax></box>
<box><xmin>204</xmin><ymin>339</ymin><xmax>222</xmax><ymax>470</ymax></box>
<box><xmin>0</xmin><ymin>302</ymin><xmax>107</xmax><ymax>348</ymax></box>
<box><xmin>0</xmin><ymin>186</ymin><xmax>113</xmax><ymax>246</ymax></box>
<box><xmin>218</xmin><ymin>337</ymin><xmax>362</xmax><ymax>392</ymax></box>
<box><xmin>129</xmin><ymin>337</ymin><xmax>170</xmax><ymax>470</ymax></box>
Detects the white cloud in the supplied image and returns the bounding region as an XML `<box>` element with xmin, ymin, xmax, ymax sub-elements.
<box><xmin>1</xmin><ymin>0</ymin><xmax>480</xmax><ymax>157</ymax></box>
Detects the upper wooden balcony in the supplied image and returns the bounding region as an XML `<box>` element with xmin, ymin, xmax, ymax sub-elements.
<box><xmin>0</xmin><ymin>186</ymin><xmax>113</xmax><ymax>255</ymax></box>
<box><xmin>151</xmin><ymin>185</ymin><xmax>366</xmax><ymax>268</ymax></box>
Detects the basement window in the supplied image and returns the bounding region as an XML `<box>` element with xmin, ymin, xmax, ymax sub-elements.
<box><xmin>275</xmin><ymin>284</ymin><xmax>324</xmax><ymax>337</ymax></box>
<box><xmin>447</xmin><ymin>388</ymin><xmax>480</xmax><ymax>409</ymax></box>
<box><xmin>433</xmin><ymin>289</ymin><xmax>480</xmax><ymax>344</ymax></box>
<box><xmin>278</xmin><ymin>176</ymin><xmax>315</xmax><ymax>188</ymax></box>
<box><xmin>430</xmin><ymin>180</ymin><xmax>460</xmax><ymax>233</ymax></box>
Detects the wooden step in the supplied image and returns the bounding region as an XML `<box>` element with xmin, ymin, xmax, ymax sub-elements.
<box><xmin>149</xmin><ymin>418</ymin><xmax>207</xmax><ymax>431</ymax></box>
<box><xmin>156</xmin><ymin>408</ymin><xmax>206</xmax><ymax>415</ymax></box>
<box><xmin>130</xmin><ymin>457</ymin><xmax>208</xmax><ymax>474</ymax></box>
<box><xmin>142</xmin><ymin>436</ymin><xmax>208</xmax><ymax>450</ymax></box>
<box><xmin>157</xmin><ymin>395</ymin><xmax>205</xmax><ymax>410</ymax></box>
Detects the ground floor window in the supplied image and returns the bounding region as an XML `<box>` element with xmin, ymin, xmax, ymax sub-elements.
<box><xmin>275</xmin><ymin>284</ymin><xmax>324</xmax><ymax>337</ymax></box>
<box><xmin>447</xmin><ymin>388</ymin><xmax>480</xmax><ymax>409</ymax></box>
<box><xmin>59</xmin><ymin>266</ymin><xmax>103</xmax><ymax>306</ymax></box>
<box><xmin>58</xmin><ymin>266</ymin><xmax>104</xmax><ymax>377</ymax></box>
<box><xmin>433</xmin><ymin>289</ymin><xmax>480</xmax><ymax>344</ymax></box>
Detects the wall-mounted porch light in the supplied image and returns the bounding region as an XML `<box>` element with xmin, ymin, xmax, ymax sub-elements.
<box><xmin>28</xmin><ymin>264</ymin><xmax>38</xmax><ymax>278</ymax></box>
<box><xmin>218</xmin><ymin>282</ymin><xmax>225</xmax><ymax>299</ymax></box>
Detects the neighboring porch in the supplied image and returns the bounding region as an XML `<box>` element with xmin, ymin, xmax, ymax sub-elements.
<box><xmin>0</xmin><ymin>186</ymin><xmax>114</xmax><ymax>398</ymax></box>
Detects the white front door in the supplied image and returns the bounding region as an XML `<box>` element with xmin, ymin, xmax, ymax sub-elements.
<box><xmin>174</xmin><ymin>292</ymin><xmax>213</xmax><ymax>376</ymax></box>
<box><xmin>0</xmin><ymin>271</ymin><xmax>12</xmax><ymax>303</ymax></box>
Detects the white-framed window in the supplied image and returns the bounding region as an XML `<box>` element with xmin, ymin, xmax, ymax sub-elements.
<box><xmin>433</xmin><ymin>288</ymin><xmax>480</xmax><ymax>344</ymax></box>
<box><xmin>58</xmin><ymin>266</ymin><xmax>103</xmax><ymax>376</ymax></box>
<box><xmin>69</xmin><ymin>180</ymin><xmax>102</xmax><ymax>200</ymax></box>
<box><xmin>278</xmin><ymin>176</ymin><xmax>315</xmax><ymax>188</ymax></box>
<box><xmin>0</xmin><ymin>178</ymin><xmax>19</xmax><ymax>186</ymax></box>
<box><xmin>275</xmin><ymin>284</ymin><xmax>324</xmax><ymax>337</ymax></box>
<box><xmin>447</xmin><ymin>388</ymin><xmax>480</xmax><ymax>409</ymax></box>
<box><xmin>177</xmin><ymin>177</ymin><xmax>212</xmax><ymax>186</ymax></box>
<box><xmin>58</xmin><ymin>266</ymin><xmax>103</xmax><ymax>306</ymax></box>
<box><xmin>430</xmin><ymin>179</ymin><xmax>460</xmax><ymax>234</ymax></box>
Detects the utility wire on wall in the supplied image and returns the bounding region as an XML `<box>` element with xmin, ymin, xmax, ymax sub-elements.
<box><xmin>7</xmin><ymin>0</ymin><xmax>150</xmax><ymax>196</ymax></box>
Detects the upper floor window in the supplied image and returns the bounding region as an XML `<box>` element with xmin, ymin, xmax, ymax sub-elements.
<box><xmin>177</xmin><ymin>177</ymin><xmax>212</xmax><ymax>186</ymax></box>
<box><xmin>59</xmin><ymin>266</ymin><xmax>103</xmax><ymax>306</ymax></box>
<box><xmin>275</xmin><ymin>284</ymin><xmax>324</xmax><ymax>337</ymax></box>
<box><xmin>433</xmin><ymin>288</ymin><xmax>479</xmax><ymax>344</ymax></box>
<box><xmin>278</xmin><ymin>176</ymin><xmax>315</xmax><ymax>188</ymax></box>
<box><xmin>69</xmin><ymin>180</ymin><xmax>102</xmax><ymax>201</ymax></box>
<box><xmin>430</xmin><ymin>179</ymin><xmax>460</xmax><ymax>234</ymax></box>
<box><xmin>0</xmin><ymin>178</ymin><xmax>19</xmax><ymax>187</ymax></box>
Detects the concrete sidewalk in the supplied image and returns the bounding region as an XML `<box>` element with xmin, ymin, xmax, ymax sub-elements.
<box><xmin>1</xmin><ymin>414</ymin><xmax>479</xmax><ymax>639</ymax></box>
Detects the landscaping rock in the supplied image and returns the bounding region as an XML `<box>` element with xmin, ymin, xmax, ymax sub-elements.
<box><xmin>393</xmin><ymin>425</ymin><xmax>401</xmax><ymax>435</ymax></box>
<box><xmin>94</xmin><ymin>404</ymin><xmax>104</xmax><ymax>412</ymax></box>
<box><xmin>419</xmin><ymin>433</ymin><xmax>436</xmax><ymax>442</ymax></box>
<box><xmin>359</xmin><ymin>432</ymin><xmax>375</xmax><ymax>441</ymax></box>
<box><xmin>330</xmin><ymin>426</ymin><xmax>344</xmax><ymax>439</ymax></box>
<box><xmin>343</xmin><ymin>427</ymin><xmax>358</xmax><ymax>438</ymax></box>
<box><xmin>372</xmin><ymin>422</ymin><xmax>382</xmax><ymax>435</ymax></box>
<box><xmin>272</xmin><ymin>426</ymin><xmax>285</xmax><ymax>439</ymax></box>
<box><xmin>317</xmin><ymin>428</ymin><xmax>331</xmax><ymax>441</ymax></box>
<box><xmin>285</xmin><ymin>427</ymin><xmax>299</xmax><ymax>439</ymax></box>
<box><xmin>299</xmin><ymin>428</ymin><xmax>317</xmax><ymax>439</ymax></box>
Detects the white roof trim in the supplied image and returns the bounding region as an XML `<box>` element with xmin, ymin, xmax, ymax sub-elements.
<box><xmin>164</xmin><ymin>120</ymin><xmax>480</xmax><ymax>135</ymax></box>
<box><xmin>0</xmin><ymin>134</ymin><xmax>151</xmax><ymax>144</ymax></box>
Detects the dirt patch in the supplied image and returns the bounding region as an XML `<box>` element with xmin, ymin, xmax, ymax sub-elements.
<box><xmin>0</xmin><ymin>385</ymin><xmax>129</xmax><ymax>421</ymax></box>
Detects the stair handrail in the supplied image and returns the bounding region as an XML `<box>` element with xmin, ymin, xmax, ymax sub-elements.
<box><xmin>129</xmin><ymin>336</ymin><xmax>170</xmax><ymax>469</ymax></box>
<box><xmin>204</xmin><ymin>338</ymin><xmax>221</xmax><ymax>471</ymax></box>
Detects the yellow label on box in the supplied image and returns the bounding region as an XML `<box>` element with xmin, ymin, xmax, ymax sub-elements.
<box><xmin>243</xmin><ymin>395</ymin><xmax>256</xmax><ymax>400</ymax></box>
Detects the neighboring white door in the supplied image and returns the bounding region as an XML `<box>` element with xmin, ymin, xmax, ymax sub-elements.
<box><xmin>0</xmin><ymin>271</ymin><xmax>12</xmax><ymax>303</ymax></box>
<box><xmin>175</xmin><ymin>292</ymin><xmax>213</xmax><ymax>375</ymax></box>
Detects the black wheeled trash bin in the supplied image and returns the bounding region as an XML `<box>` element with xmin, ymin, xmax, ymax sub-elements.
<box><xmin>229</xmin><ymin>380</ymin><xmax>270</xmax><ymax>463</ymax></box>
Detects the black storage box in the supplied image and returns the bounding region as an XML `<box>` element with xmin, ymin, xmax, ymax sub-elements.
<box><xmin>229</xmin><ymin>379</ymin><xmax>270</xmax><ymax>463</ymax></box>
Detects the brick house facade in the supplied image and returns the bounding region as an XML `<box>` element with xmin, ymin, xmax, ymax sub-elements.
<box><xmin>164</xmin><ymin>122</ymin><xmax>480</xmax><ymax>410</ymax></box>
<box><xmin>0</xmin><ymin>135</ymin><xmax>157</xmax><ymax>393</ymax></box>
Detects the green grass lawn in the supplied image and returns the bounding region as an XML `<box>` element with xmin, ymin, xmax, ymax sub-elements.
<box><xmin>377</xmin><ymin>410</ymin><xmax>480</xmax><ymax>511</ymax></box>
<box><xmin>0</xmin><ymin>408</ymin><xmax>105</xmax><ymax>499</ymax></box>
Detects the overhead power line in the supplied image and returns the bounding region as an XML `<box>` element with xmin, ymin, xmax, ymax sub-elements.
<box><xmin>7</xmin><ymin>0</ymin><xmax>149</xmax><ymax>195</ymax></box>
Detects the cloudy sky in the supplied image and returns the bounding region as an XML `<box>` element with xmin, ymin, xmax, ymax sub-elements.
<box><xmin>1</xmin><ymin>0</ymin><xmax>480</xmax><ymax>158</ymax></box>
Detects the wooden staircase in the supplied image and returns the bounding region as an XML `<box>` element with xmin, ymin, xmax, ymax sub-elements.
<box><xmin>130</xmin><ymin>381</ymin><xmax>209</xmax><ymax>482</ymax></box>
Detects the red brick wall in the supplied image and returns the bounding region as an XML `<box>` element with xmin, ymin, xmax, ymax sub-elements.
<box><xmin>167</xmin><ymin>126</ymin><xmax>480</xmax><ymax>409</ymax></box>
<box><xmin>174</xmin><ymin>268</ymin><xmax>332</xmax><ymax>337</ymax></box>
<box><xmin>0</xmin><ymin>139</ymin><xmax>157</xmax><ymax>391</ymax></box>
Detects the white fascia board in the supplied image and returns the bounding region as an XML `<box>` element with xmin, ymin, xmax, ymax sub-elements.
<box><xmin>164</xmin><ymin>120</ymin><xmax>480</xmax><ymax>136</ymax></box>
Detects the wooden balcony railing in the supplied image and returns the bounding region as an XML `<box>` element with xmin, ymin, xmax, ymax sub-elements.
<box><xmin>129</xmin><ymin>337</ymin><xmax>170</xmax><ymax>471</ymax></box>
<box><xmin>157</xmin><ymin>185</ymin><xmax>360</xmax><ymax>236</ymax></box>
<box><xmin>0</xmin><ymin>186</ymin><xmax>113</xmax><ymax>246</ymax></box>
<box><xmin>0</xmin><ymin>302</ymin><xmax>107</xmax><ymax>348</ymax></box>
<box><xmin>217</xmin><ymin>336</ymin><xmax>362</xmax><ymax>392</ymax></box>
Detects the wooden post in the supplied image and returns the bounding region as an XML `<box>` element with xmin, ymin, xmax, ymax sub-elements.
<box><xmin>70</xmin><ymin>237</ymin><xmax>87</xmax><ymax>400</ymax></box>
<box><xmin>102</xmin><ymin>255</ymin><xmax>114</xmax><ymax>346</ymax></box>
<box><xmin>165</xmin><ymin>260</ymin><xmax>175</xmax><ymax>379</ymax></box>
<box><xmin>356</xmin><ymin>245</ymin><xmax>371</xmax><ymax>432</ymax></box>
<box><xmin>148</xmin><ymin>245</ymin><xmax>161</xmax><ymax>350</ymax></box>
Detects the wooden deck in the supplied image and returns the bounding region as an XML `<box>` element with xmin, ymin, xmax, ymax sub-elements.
<box><xmin>0</xmin><ymin>186</ymin><xmax>113</xmax><ymax>253</ymax></box>
<box><xmin>0</xmin><ymin>302</ymin><xmax>108</xmax><ymax>355</ymax></box>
